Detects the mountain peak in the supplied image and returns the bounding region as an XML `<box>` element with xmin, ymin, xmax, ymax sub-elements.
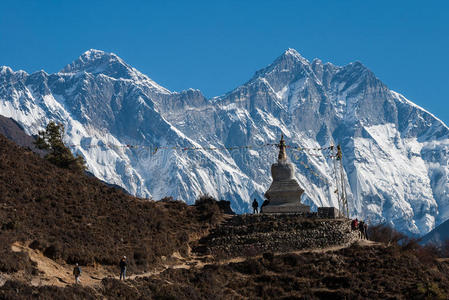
<box><xmin>280</xmin><ymin>48</ymin><xmax>309</xmax><ymax>64</ymax></box>
<box><xmin>77</xmin><ymin>49</ymin><xmax>124</xmax><ymax>65</ymax></box>
<box><xmin>348</xmin><ymin>60</ymin><xmax>367</xmax><ymax>69</ymax></box>
<box><xmin>82</xmin><ymin>49</ymin><xmax>113</xmax><ymax>59</ymax></box>
<box><xmin>283</xmin><ymin>48</ymin><xmax>299</xmax><ymax>56</ymax></box>
<box><xmin>249</xmin><ymin>48</ymin><xmax>312</xmax><ymax>90</ymax></box>
<box><xmin>58</xmin><ymin>49</ymin><xmax>170</xmax><ymax>93</ymax></box>
<box><xmin>60</xmin><ymin>49</ymin><xmax>142</xmax><ymax>81</ymax></box>
<box><xmin>0</xmin><ymin>66</ymin><xmax>13</xmax><ymax>75</ymax></box>
<box><xmin>60</xmin><ymin>49</ymin><xmax>130</xmax><ymax>77</ymax></box>
<box><xmin>263</xmin><ymin>48</ymin><xmax>310</xmax><ymax>72</ymax></box>
<box><xmin>342</xmin><ymin>61</ymin><xmax>377</xmax><ymax>80</ymax></box>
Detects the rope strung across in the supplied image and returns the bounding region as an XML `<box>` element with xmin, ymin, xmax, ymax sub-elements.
<box><xmin>68</xmin><ymin>142</ymin><xmax>335</xmax><ymax>156</ymax></box>
<box><xmin>68</xmin><ymin>141</ymin><xmax>336</xmax><ymax>184</ymax></box>
<box><xmin>68</xmin><ymin>142</ymin><xmax>279</xmax><ymax>152</ymax></box>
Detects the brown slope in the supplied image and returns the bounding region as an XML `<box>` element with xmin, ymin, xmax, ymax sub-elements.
<box><xmin>121</xmin><ymin>242</ymin><xmax>449</xmax><ymax>299</ymax></box>
<box><xmin>0</xmin><ymin>133</ymin><xmax>222</xmax><ymax>275</ymax></box>
<box><xmin>3</xmin><ymin>241</ymin><xmax>449</xmax><ymax>299</ymax></box>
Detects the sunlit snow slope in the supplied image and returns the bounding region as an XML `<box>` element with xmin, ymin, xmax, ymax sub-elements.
<box><xmin>0</xmin><ymin>49</ymin><xmax>448</xmax><ymax>236</ymax></box>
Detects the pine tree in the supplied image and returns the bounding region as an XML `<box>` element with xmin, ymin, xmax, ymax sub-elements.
<box><xmin>35</xmin><ymin>122</ymin><xmax>86</xmax><ymax>172</ymax></box>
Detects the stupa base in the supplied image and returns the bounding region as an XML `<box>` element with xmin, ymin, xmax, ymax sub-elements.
<box><xmin>261</xmin><ymin>203</ymin><xmax>310</xmax><ymax>214</ymax></box>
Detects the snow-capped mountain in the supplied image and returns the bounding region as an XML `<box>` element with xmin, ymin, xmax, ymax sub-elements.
<box><xmin>0</xmin><ymin>48</ymin><xmax>448</xmax><ymax>236</ymax></box>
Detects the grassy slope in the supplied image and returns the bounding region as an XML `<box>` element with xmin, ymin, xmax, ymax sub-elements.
<box><xmin>0</xmin><ymin>133</ymin><xmax>222</xmax><ymax>274</ymax></box>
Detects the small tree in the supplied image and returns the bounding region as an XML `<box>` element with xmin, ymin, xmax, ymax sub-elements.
<box><xmin>35</xmin><ymin>121</ymin><xmax>86</xmax><ymax>172</ymax></box>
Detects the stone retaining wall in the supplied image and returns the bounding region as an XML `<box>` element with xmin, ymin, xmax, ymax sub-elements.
<box><xmin>194</xmin><ymin>214</ymin><xmax>359</xmax><ymax>258</ymax></box>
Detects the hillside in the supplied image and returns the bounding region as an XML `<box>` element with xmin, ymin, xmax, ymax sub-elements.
<box><xmin>0</xmin><ymin>50</ymin><xmax>448</xmax><ymax>236</ymax></box>
<box><xmin>97</xmin><ymin>243</ymin><xmax>449</xmax><ymax>299</ymax></box>
<box><xmin>0</xmin><ymin>133</ymin><xmax>223</xmax><ymax>276</ymax></box>
<box><xmin>2</xmin><ymin>133</ymin><xmax>449</xmax><ymax>298</ymax></box>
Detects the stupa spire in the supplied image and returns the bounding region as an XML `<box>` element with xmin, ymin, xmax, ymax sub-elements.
<box><xmin>278</xmin><ymin>134</ymin><xmax>287</xmax><ymax>162</ymax></box>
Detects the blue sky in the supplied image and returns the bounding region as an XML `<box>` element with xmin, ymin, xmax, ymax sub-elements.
<box><xmin>1</xmin><ymin>0</ymin><xmax>448</xmax><ymax>124</ymax></box>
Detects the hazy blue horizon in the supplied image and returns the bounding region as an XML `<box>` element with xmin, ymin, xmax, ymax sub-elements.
<box><xmin>1</xmin><ymin>0</ymin><xmax>448</xmax><ymax>124</ymax></box>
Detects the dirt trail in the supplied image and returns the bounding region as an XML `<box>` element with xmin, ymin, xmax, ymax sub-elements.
<box><xmin>8</xmin><ymin>238</ymin><xmax>377</xmax><ymax>287</ymax></box>
<box><xmin>129</xmin><ymin>239</ymin><xmax>378</xmax><ymax>280</ymax></box>
<box><xmin>10</xmin><ymin>242</ymin><xmax>110</xmax><ymax>287</ymax></box>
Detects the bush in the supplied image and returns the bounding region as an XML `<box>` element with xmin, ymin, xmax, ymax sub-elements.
<box><xmin>412</xmin><ymin>282</ymin><xmax>446</xmax><ymax>300</ymax></box>
<box><xmin>133</xmin><ymin>248</ymin><xmax>148</xmax><ymax>266</ymax></box>
<box><xmin>415</xmin><ymin>244</ymin><xmax>440</xmax><ymax>266</ymax></box>
<box><xmin>231</xmin><ymin>259</ymin><xmax>264</xmax><ymax>275</ymax></box>
<box><xmin>368</xmin><ymin>224</ymin><xmax>441</xmax><ymax>266</ymax></box>
<box><xmin>194</xmin><ymin>194</ymin><xmax>222</xmax><ymax>224</ymax></box>
<box><xmin>29</xmin><ymin>240</ymin><xmax>46</xmax><ymax>251</ymax></box>
<box><xmin>367</xmin><ymin>224</ymin><xmax>406</xmax><ymax>245</ymax></box>
<box><xmin>262</xmin><ymin>252</ymin><xmax>274</xmax><ymax>262</ymax></box>
<box><xmin>194</xmin><ymin>194</ymin><xmax>217</xmax><ymax>207</ymax></box>
<box><xmin>441</xmin><ymin>239</ymin><xmax>449</xmax><ymax>257</ymax></box>
<box><xmin>43</xmin><ymin>243</ymin><xmax>62</xmax><ymax>260</ymax></box>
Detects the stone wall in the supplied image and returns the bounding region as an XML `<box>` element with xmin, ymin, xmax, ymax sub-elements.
<box><xmin>317</xmin><ymin>207</ymin><xmax>341</xmax><ymax>219</ymax></box>
<box><xmin>194</xmin><ymin>214</ymin><xmax>359</xmax><ymax>258</ymax></box>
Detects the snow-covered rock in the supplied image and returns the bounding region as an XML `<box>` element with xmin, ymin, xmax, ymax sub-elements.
<box><xmin>0</xmin><ymin>48</ymin><xmax>448</xmax><ymax>236</ymax></box>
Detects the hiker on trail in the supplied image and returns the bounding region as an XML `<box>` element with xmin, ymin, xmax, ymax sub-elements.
<box><xmin>119</xmin><ymin>256</ymin><xmax>127</xmax><ymax>280</ymax></box>
<box><xmin>261</xmin><ymin>199</ymin><xmax>269</xmax><ymax>209</ymax></box>
<box><xmin>364</xmin><ymin>222</ymin><xmax>369</xmax><ymax>240</ymax></box>
<box><xmin>351</xmin><ymin>218</ymin><xmax>358</xmax><ymax>231</ymax></box>
<box><xmin>252</xmin><ymin>199</ymin><xmax>259</xmax><ymax>214</ymax></box>
<box><xmin>73</xmin><ymin>263</ymin><xmax>81</xmax><ymax>284</ymax></box>
<box><xmin>358</xmin><ymin>221</ymin><xmax>365</xmax><ymax>239</ymax></box>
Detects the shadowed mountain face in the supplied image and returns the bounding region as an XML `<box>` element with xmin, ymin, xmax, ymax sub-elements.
<box><xmin>0</xmin><ymin>115</ymin><xmax>44</xmax><ymax>155</ymax></box>
<box><xmin>0</xmin><ymin>49</ymin><xmax>448</xmax><ymax>235</ymax></box>
<box><xmin>421</xmin><ymin>219</ymin><xmax>449</xmax><ymax>246</ymax></box>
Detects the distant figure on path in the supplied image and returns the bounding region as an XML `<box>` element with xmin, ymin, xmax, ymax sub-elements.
<box><xmin>261</xmin><ymin>199</ymin><xmax>270</xmax><ymax>209</ymax></box>
<box><xmin>351</xmin><ymin>218</ymin><xmax>358</xmax><ymax>231</ymax></box>
<box><xmin>358</xmin><ymin>221</ymin><xmax>365</xmax><ymax>239</ymax></box>
<box><xmin>119</xmin><ymin>256</ymin><xmax>127</xmax><ymax>280</ymax></box>
<box><xmin>364</xmin><ymin>222</ymin><xmax>369</xmax><ymax>240</ymax></box>
<box><xmin>252</xmin><ymin>199</ymin><xmax>259</xmax><ymax>214</ymax></box>
<box><xmin>73</xmin><ymin>263</ymin><xmax>81</xmax><ymax>284</ymax></box>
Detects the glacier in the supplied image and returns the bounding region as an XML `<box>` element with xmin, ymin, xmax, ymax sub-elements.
<box><xmin>0</xmin><ymin>48</ymin><xmax>448</xmax><ymax>236</ymax></box>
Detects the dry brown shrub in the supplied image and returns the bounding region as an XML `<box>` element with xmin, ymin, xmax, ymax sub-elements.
<box><xmin>368</xmin><ymin>224</ymin><xmax>406</xmax><ymax>245</ymax></box>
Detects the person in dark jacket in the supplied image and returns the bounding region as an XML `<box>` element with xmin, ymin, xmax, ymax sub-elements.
<box><xmin>119</xmin><ymin>256</ymin><xmax>127</xmax><ymax>280</ymax></box>
<box><xmin>252</xmin><ymin>199</ymin><xmax>259</xmax><ymax>214</ymax></box>
<box><xmin>358</xmin><ymin>221</ymin><xmax>365</xmax><ymax>239</ymax></box>
<box><xmin>351</xmin><ymin>218</ymin><xmax>359</xmax><ymax>231</ymax></box>
<box><xmin>73</xmin><ymin>263</ymin><xmax>81</xmax><ymax>284</ymax></box>
<box><xmin>261</xmin><ymin>199</ymin><xmax>270</xmax><ymax>208</ymax></box>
